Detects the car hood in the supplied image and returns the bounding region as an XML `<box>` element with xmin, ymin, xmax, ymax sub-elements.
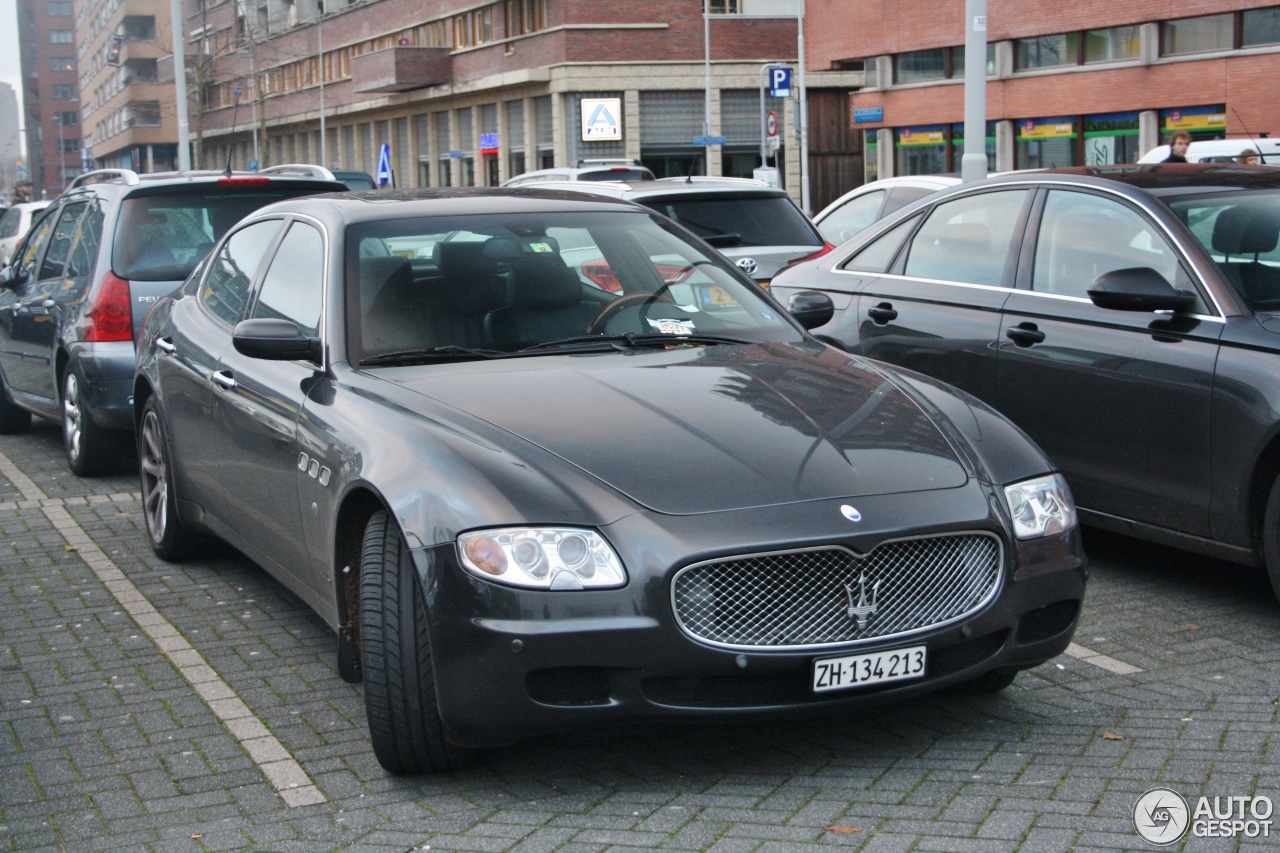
<box><xmin>381</xmin><ymin>343</ymin><xmax>970</xmax><ymax>515</ymax></box>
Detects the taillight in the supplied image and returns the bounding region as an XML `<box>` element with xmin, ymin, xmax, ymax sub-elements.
<box><xmin>788</xmin><ymin>241</ymin><xmax>837</xmax><ymax>266</ymax></box>
<box><xmin>579</xmin><ymin>259</ymin><xmax>623</xmax><ymax>292</ymax></box>
<box><xmin>85</xmin><ymin>272</ymin><xmax>133</xmax><ymax>342</ymax></box>
<box><xmin>217</xmin><ymin>177</ymin><xmax>271</xmax><ymax>186</ymax></box>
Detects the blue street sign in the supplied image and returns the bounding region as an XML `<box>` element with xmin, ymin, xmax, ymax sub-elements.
<box><xmin>694</xmin><ymin>135</ymin><xmax>727</xmax><ymax>146</ymax></box>
<box><xmin>248</xmin><ymin>159</ymin><xmax>258</xmax><ymax>172</ymax></box>
<box><xmin>377</xmin><ymin>143</ymin><xmax>392</xmax><ymax>185</ymax></box>
<box><xmin>769</xmin><ymin>66</ymin><xmax>793</xmax><ymax>99</ymax></box>
<box><xmin>233</xmin><ymin>85</ymin><xmax>242</xmax><ymax>99</ymax></box>
<box><xmin>854</xmin><ymin>106</ymin><xmax>884</xmax><ymax>123</ymax></box>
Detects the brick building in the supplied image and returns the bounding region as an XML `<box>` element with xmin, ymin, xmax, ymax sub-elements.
<box><xmin>17</xmin><ymin>0</ymin><xmax>81</xmax><ymax>197</ymax></box>
<box><xmin>79</xmin><ymin>0</ymin><xmax>182</xmax><ymax>173</ymax></box>
<box><xmin>184</xmin><ymin>0</ymin><xmax>859</xmax><ymax>209</ymax></box>
<box><xmin>807</xmin><ymin>0</ymin><xmax>1280</xmax><ymax>184</ymax></box>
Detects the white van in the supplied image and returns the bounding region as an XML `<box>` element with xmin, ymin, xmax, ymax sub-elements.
<box><xmin>1137</xmin><ymin>138</ymin><xmax>1280</xmax><ymax>164</ymax></box>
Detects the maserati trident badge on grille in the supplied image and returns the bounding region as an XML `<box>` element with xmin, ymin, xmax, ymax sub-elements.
<box><xmin>843</xmin><ymin>572</ymin><xmax>880</xmax><ymax>631</ymax></box>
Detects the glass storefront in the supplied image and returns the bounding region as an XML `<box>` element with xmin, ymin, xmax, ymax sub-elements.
<box><xmin>1015</xmin><ymin>116</ymin><xmax>1077</xmax><ymax>168</ymax></box>
<box><xmin>1083</xmin><ymin>111</ymin><xmax>1140</xmax><ymax>164</ymax></box>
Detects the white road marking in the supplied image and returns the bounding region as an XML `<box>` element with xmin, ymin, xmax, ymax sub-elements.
<box><xmin>1065</xmin><ymin>642</ymin><xmax>1144</xmax><ymax>675</ymax></box>
<box><xmin>0</xmin><ymin>450</ymin><xmax>327</xmax><ymax>807</ymax></box>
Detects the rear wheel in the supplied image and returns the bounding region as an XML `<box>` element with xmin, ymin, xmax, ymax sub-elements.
<box><xmin>1259</xmin><ymin>476</ymin><xmax>1280</xmax><ymax>604</ymax></box>
<box><xmin>0</xmin><ymin>372</ymin><xmax>31</xmax><ymax>434</ymax></box>
<box><xmin>62</xmin><ymin>367</ymin><xmax>128</xmax><ymax>476</ymax></box>
<box><xmin>139</xmin><ymin>397</ymin><xmax>198</xmax><ymax>560</ymax></box>
<box><xmin>360</xmin><ymin>509</ymin><xmax>470</xmax><ymax>774</ymax></box>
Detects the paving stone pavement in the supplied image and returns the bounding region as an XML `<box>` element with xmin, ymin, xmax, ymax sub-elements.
<box><xmin>2</xmin><ymin>419</ymin><xmax>1279</xmax><ymax>852</ymax></box>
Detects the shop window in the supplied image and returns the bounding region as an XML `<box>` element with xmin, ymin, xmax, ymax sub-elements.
<box><xmin>1161</xmin><ymin>13</ymin><xmax>1233</xmax><ymax>55</ymax></box>
<box><xmin>1083</xmin><ymin>112</ymin><xmax>1141</xmax><ymax>165</ymax></box>
<box><xmin>1243</xmin><ymin>7</ymin><xmax>1280</xmax><ymax>47</ymax></box>
<box><xmin>1015</xmin><ymin>117</ymin><xmax>1078</xmax><ymax>168</ymax></box>
<box><xmin>894</xmin><ymin>126</ymin><xmax>947</xmax><ymax>175</ymax></box>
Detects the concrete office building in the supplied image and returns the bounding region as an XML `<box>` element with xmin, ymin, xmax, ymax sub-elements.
<box><xmin>184</xmin><ymin>0</ymin><xmax>860</xmax><ymax>210</ymax></box>
<box><xmin>0</xmin><ymin>83</ymin><xmax>21</xmax><ymax>197</ymax></box>
<box><xmin>17</xmin><ymin>0</ymin><xmax>81</xmax><ymax>197</ymax></box>
<box><xmin>808</xmin><ymin>0</ymin><xmax>1280</xmax><ymax>181</ymax></box>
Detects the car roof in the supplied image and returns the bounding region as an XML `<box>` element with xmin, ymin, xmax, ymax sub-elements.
<box><xmin>246</xmin><ymin>185</ymin><xmax>656</xmax><ymax>224</ymax></box>
<box><xmin>530</xmin><ymin>176</ymin><xmax>783</xmax><ymax>199</ymax></box>
<box><xmin>974</xmin><ymin>163</ymin><xmax>1280</xmax><ymax>198</ymax></box>
<box><xmin>60</xmin><ymin>167</ymin><xmax>347</xmax><ymax>197</ymax></box>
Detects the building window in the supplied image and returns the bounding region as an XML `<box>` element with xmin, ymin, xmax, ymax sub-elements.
<box><xmin>894</xmin><ymin>48</ymin><xmax>946</xmax><ymax>83</ymax></box>
<box><xmin>1083</xmin><ymin>26</ymin><xmax>1141</xmax><ymax>62</ymax></box>
<box><xmin>46</xmin><ymin>1</ymin><xmax>72</xmax><ymax>13</ymax></box>
<box><xmin>51</xmin><ymin>57</ymin><xmax>74</xmax><ymax>71</ymax></box>
<box><xmin>58</xmin><ymin>138</ymin><xmax>79</xmax><ymax>153</ymax></box>
<box><xmin>1015</xmin><ymin>116</ymin><xmax>1078</xmax><ymax>168</ymax></box>
<box><xmin>1161</xmin><ymin>13</ymin><xmax>1234</xmax><ymax>56</ymax></box>
<box><xmin>709</xmin><ymin>0</ymin><xmax>740</xmax><ymax>12</ymax></box>
<box><xmin>49</xmin><ymin>29</ymin><xmax>74</xmax><ymax>43</ymax></box>
<box><xmin>1243</xmin><ymin>7</ymin><xmax>1280</xmax><ymax>47</ymax></box>
<box><xmin>52</xmin><ymin>84</ymin><xmax>76</xmax><ymax>99</ymax></box>
<box><xmin>55</xmin><ymin>110</ymin><xmax>79</xmax><ymax>126</ymax></box>
<box><xmin>1015</xmin><ymin>33</ymin><xmax>1079</xmax><ymax>70</ymax></box>
<box><xmin>505</xmin><ymin>0</ymin><xmax>546</xmax><ymax>36</ymax></box>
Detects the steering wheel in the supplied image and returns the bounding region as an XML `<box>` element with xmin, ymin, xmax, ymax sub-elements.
<box><xmin>587</xmin><ymin>291</ymin><xmax>678</xmax><ymax>335</ymax></box>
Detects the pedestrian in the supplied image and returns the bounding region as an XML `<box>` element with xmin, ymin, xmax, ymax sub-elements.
<box><xmin>1236</xmin><ymin>148</ymin><xmax>1260</xmax><ymax>165</ymax></box>
<box><xmin>9</xmin><ymin>180</ymin><xmax>31</xmax><ymax>205</ymax></box>
<box><xmin>1162</xmin><ymin>131</ymin><xmax>1193</xmax><ymax>163</ymax></box>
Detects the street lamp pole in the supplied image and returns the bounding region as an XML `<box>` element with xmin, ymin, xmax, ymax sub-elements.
<box><xmin>318</xmin><ymin>4</ymin><xmax>326</xmax><ymax>167</ymax></box>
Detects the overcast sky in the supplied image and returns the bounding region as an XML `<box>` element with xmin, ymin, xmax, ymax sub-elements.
<box><xmin>2</xmin><ymin>0</ymin><xmax>23</xmax><ymax>152</ymax></box>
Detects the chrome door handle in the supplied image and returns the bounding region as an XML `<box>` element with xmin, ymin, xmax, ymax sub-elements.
<box><xmin>154</xmin><ymin>336</ymin><xmax>176</xmax><ymax>354</ymax></box>
<box><xmin>211</xmin><ymin>370</ymin><xmax>237</xmax><ymax>390</ymax></box>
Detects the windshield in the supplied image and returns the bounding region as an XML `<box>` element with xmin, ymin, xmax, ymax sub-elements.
<box><xmin>1166</xmin><ymin>189</ymin><xmax>1280</xmax><ymax>312</ymax></box>
<box><xmin>640</xmin><ymin>193</ymin><xmax>823</xmax><ymax>248</ymax></box>
<box><xmin>346</xmin><ymin>210</ymin><xmax>803</xmax><ymax>362</ymax></box>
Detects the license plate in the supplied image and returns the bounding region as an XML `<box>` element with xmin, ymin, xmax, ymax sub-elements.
<box><xmin>812</xmin><ymin>645</ymin><xmax>927</xmax><ymax>693</ymax></box>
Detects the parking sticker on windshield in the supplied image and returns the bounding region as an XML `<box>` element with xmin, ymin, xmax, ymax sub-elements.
<box><xmin>648</xmin><ymin>318</ymin><xmax>697</xmax><ymax>335</ymax></box>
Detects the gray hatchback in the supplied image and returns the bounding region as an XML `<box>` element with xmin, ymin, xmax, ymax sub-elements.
<box><xmin>0</xmin><ymin>167</ymin><xmax>345</xmax><ymax>474</ymax></box>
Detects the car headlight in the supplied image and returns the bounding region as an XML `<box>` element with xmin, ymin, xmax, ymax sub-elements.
<box><xmin>1003</xmin><ymin>474</ymin><xmax>1077</xmax><ymax>539</ymax></box>
<box><xmin>458</xmin><ymin>527</ymin><xmax>627</xmax><ymax>590</ymax></box>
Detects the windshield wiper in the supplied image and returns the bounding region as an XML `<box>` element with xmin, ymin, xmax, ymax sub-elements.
<box><xmin>362</xmin><ymin>344</ymin><xmax>506</xmax><ymax>365</ymax></box>
<box><xmin>517</xmin><ymin>332</ymin><xmax>753</xmax><ymax>353</ymax></box>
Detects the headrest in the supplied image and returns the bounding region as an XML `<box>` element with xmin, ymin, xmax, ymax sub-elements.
<box><xmin>940</xmin><ymin>222</ymin><xmax>989</xmax><ymax>249</ymax></box>
<box><xmin>1213</xmin><ymin>206</ymin><xmax>1279</xmax><ymax>255</ymax></box>
<box><xmin>437</xmin><ymin>240</ymin><xmax>504</xmax><ymax>315</ymax></box>
<box><xmin>359</xmin><ymin>256</ymin><xmax>412</xmax><ymax>305</ymax></box>
<box><xmin>506</xmin><ymin>253</ymin><xmax>581</xmax><ymax>309</ymax></box>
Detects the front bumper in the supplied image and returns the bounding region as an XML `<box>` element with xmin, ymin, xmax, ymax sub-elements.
<box><xmin>416</xmin><ymin>488</ymin><xmax>1087</xmax><ymax>747</ymax></box>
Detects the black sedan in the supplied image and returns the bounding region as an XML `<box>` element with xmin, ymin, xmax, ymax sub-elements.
<box><xmin>772</xmin><ymin>164</ymin><xmax>1280</xmax><ymax>604</ymax></box>
<box><xmin>133</xmin><ymin>187</ymin><xmax>1085</xmax><ymax>773</ymax></box>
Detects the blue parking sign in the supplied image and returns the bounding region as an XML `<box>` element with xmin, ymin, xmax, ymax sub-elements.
<box><xmin>769</xmin><ymin>67</ymin><xmax>792</xmax><ymax>99</ymax></box>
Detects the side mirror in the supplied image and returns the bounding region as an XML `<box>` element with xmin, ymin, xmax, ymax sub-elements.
<box><xmin>1086</xmin><ymin>267</ymin><xmax>1197</xmax><ymax>313</ymax></box>
<box><xmin>232</xmin><ymin>318</ymin><xmax>321</xmax><ymax>362</ymax></box>
<box><xmin>787</xmin><ymin>290</ymin><xmax>835</xmax><ymax>330</ymax></box>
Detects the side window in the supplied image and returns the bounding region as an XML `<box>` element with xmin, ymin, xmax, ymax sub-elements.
<box><xmin>841</xmin><ymin>215</ymin><xmax>920</xmax><ymax>273</ymax></box>
<box><xmin>818</xmin><ymin>190</ymin><xmax>884</xmax><ymax>244</ymax></box>
<box><xmin>1033</xmin><ymin>190</ymin><xmax>1180</xmax><ymax>298</ymax></box>
<box><xmin>66</xmin><ymin>202</ymin><xmax>105</xmax><ymax>280</ymax></box>
<box><xmin>252</xmin><ymin>222</ymin><xmax>324</xmax><ymax>336</ymax></box>
<box><xmin>0</xmin><ymin>208</ymin><xmax>19</xmax><ymax>239</ymax></box>
<box><xmin>12</xmin><ymin>212</ymin><xmax>56</xmax><ymax>284</ymax></box>
<box><xmin>37</xmin><ymin>202</ymin><xmax>87</xmax><ymax>281</ymax></box>
<box><xmin>200</xmin><ymin>220</ymin><xmax>282</xmax><ymax>326</ymax></box>
<box><xmin>903</xmin><ymin>190</ymin><xmax>1029</xmax><ymax>286</ymax></box>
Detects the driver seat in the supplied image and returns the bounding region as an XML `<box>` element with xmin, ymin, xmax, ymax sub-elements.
<box><xmin>484</xmin><ymin>245</ymin><xmax>590</xmax><ymax>350</ymax></box>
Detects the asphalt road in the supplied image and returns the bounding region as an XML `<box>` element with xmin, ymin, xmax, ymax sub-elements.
<box><xmin>2</xmin><ymin>418</ymin><xmax>1278</xmax><ymax>852</ymax></box>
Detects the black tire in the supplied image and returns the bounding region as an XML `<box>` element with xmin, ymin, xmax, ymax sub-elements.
<box><xmin>138</xmin><ymin>397</ymin><xmax>198</xmax><ymax>561</ymax></box>
<box><xmin>1260</xmin><ymin>475</ymin><xmax>1280</xmax><ymax>604</ymax></box>
<box><xmin>950</xmin><ymin>668</ymin><xmax>1017</xmax><ymax>695</ymax></box>
<box><xmin>62</xmin><ymin>366</ymin><xmax>128</xmax><ymax>476</ymax></box>
<box><xmin>0</xmin><ymin>372</ymin><xmax>31</xmax><ymax>434</ymax></box>
<box><xmin>360</xmin><ymin>509</ymin><xmax>470</xmax><ymax>774</ymax></box>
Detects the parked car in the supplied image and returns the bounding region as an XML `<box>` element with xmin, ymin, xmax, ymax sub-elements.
<box><xmin>0</xmin><ymin>200</ymin><xmax>52</xmax><ymax>267</ymax></box>
<box><xmin>502</xmin><ymin>158</ymin><xmax>656</xmax><ymax>187</ymax></box>
<box><xmin>544</xmin><ymin>176</ymin><xmax>833</xmax><ymax>285</ymax></box>
<box><xmin>1138</xmin><ymin>138</ymin><xmax>1280</xmax><ymax>164</ymax></box>
<box><xmin>813</xmin><ymin>175</ymin><xmax>960</xmax><ymax>245</ymax></box>
<box><xmin>771</xmin><ymin>163</ymin><xmax>1280</xmax><ymax>601</ymax></box>
<box><xmin>258</xmin><ymin>163</ymin><xmax>377</xmax><ymax>190</ymax></box>
<box><xmin>0</xmin><ymin>167</ymin><xmax>346</xmax><ymax>475</ymax></box>
<box><xmin>134</xmin><ymin>186</ymin><xmax>1085</xmax><ymax>774</ymax></box>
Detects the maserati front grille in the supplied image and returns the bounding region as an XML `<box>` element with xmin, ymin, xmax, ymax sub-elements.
<box><xmin>671</xmin><ymin>533</ymin><xmax>1002</xmax><ymax>650</ymax></box>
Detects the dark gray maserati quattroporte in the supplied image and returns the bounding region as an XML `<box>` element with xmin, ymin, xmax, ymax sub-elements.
<box><xmin>133</xmin><ymin>187</ymin><xmax>1086</xmax><ymax>774</ymax></box>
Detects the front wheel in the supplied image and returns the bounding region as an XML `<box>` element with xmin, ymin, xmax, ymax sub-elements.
<box><xmin>139</xmin><ymin>397</ymin><xmax>199</xmax><ymax>560</ymax></box>
<box><xmin>1259</xmin><ymin>476</ymin><xmax>1280</xmax><ymax>604</ymax></box>
<box><xmin>62</xmin><ymin>367</ymin><xmax>128</xmax><ymax>476</ymax></box>
<box><xmin>360</xmin><ymin>509</ymin><xmax>471</xmax><ymax>774</ymax></box>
